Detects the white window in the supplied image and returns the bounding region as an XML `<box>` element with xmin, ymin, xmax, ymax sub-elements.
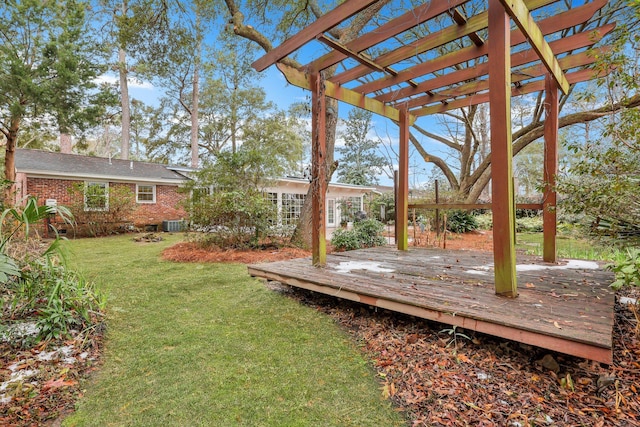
<box><xmin>84</xmin><ymin>182</ymin><xmax>108</xmax><ymax>211</ymax></box>
<box><xmin>282</xmin><ymin>193</ymin><xmax>305</xmax><ymax>225</ymax></box>
<box><xmin>136</xmin><ymin>184</ymin><xmax>156</xmax><ymax>203</ymax></box>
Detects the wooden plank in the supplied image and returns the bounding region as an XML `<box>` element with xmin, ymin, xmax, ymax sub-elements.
<box><xmin>330</xmin><ymin>0</ymin><xmax>558</xmax><ymax>86</ymax></box>
<box><xmin>397</xmin><ymin>106</ymin><xmax>409</xmax><ymax>250</ymax></box>
<box><xmin>305</xmin><ymin>0</ymin><xmax>472</xmax><ymax>73</ymax></box>
<box><xmin>408</xmin><ymin>203</ymin><xmax>543</xmax><ymax>210</ymax></box>
<box><xmin>399</xmin><ymin>45</ymin><xmax>608</xmax><ymax>109</ymax></box>
<box><xmin>413</xmin><ymin>67</ymin><xmax>608</xmax><ymax>116</ymax></box>
<box><xmin>543</xmin><ymin>74</ymin><xmax>559</xmax><ymax>263</ymax></box>
<box><xmin>489</xmin><ymin>0</ymin><xmax>517</xmax><ymax>297</ymax></box>
<box><xmin>354</xmin><ymin>3</ymin><xmax>610</xmax><ymax>96</ymax></box>
<box><xmin>276</xmin><ymin>63</ymin><xmax>415</xmax><ymax>124</ymax></box>
<box><xmin>247</xmin><ymin>248</ymin><xmax>615</xmax><ymax>362</ymax></box>
<box><xmin>251</xmin><ymin>0</ymin><xmax>379</xmax><ymax>72</ymax></box>
<box><xmin>405</xmin><ymin>47</ymin><xmax>607</xmax><ymax>110</ymax></box>
<box><xmin>311</xmin><ymin>73</ymin><xmax>327</xmax><ymax>266</ymax></box>
<box><xmin>498</xmin><ymin>0</ymin><xmax>570</xmax><ymax>94</ymax></box>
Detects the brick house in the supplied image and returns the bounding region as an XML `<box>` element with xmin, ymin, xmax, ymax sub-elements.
<box><xmin>14</xmin><ymin>149</ymin><xmax>191</xmax><ymax>233</ymax></box>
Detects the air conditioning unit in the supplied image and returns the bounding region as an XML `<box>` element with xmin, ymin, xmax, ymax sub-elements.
<box><xmin>162</xmin><ymin>220</ymin><xmax>186</xmax><ymax>232</ymax></box>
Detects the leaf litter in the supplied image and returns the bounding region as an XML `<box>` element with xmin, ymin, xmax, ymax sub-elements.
<box><xmin>282</xmin><ymin>284</ymin><xmax>640</xmax><ymax>426</ymax></box>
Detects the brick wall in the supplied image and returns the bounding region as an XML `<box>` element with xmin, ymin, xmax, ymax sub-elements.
<box><xmin>25</xmin><ymin>177</ymin><xmax>188</xmax><ymax>231</ymax></box>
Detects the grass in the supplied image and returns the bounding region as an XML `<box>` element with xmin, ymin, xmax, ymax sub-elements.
<box><xmin>62</xmin><ymin>234</ymin><xmax>405</xmax><ymax>427</ymax></box>
<box><xmin>515</xmin><ymin>232</ymin><xmax>620</xmax><ymax>261</ymax></box>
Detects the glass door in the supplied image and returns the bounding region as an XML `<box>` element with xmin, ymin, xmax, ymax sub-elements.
<box><xmin>327</xmin><ymin>198</ymin><xmax>336</xmax><ymax>227</ymax></box>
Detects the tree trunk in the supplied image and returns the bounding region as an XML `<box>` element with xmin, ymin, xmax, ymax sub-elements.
<box><xmin>191</xmin><ymin>39</ymin><xmax>201</xmax><ymax>168</ymax></box>
<box><xmin>118</xmin><ymin>45</ymin><xmax>131</xmax><ymax>160</ymax></box>
<box><xmin>4</xmin><ymin>117</ymin><xmax>20</xmax><ymax>205</ymax></box>
<box><xmin>60</xmin><ymin>133</ymin><xmax>72</xmax><ymax>154</ymax></box>
<box><xmin>291</xmin><ymin>97</ymin><xmax>339</xmax><ymax>248</ymax></box>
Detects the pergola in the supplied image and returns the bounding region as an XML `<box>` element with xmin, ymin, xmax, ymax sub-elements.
<box><xmin>252</xmin><ymin>0</ymin><xmax>613</xmax><ymax>297</ymax></box>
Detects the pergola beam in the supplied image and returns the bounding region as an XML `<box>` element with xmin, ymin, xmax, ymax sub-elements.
<box><xmin>489</xmin><ymin>0</ymin><xmax>518</xmax><ymax>297</ymax></box>
<box><xmin>414</xmin><ymin>48</ymin><xmax>606</xmax><ymax>106</ymax></box>
<box><xmin>252</xmin><ymin>0</ymin><xmax>379</xmax><ymax>72</ymax></box>
<box><xmin>397</xmin><ymin>106</ymin><xmax>409</xmax><ymax>251</ymax></box>
<box><xmin>276</xmin><ymin>63</ymin><xmax>416</xmax><ymax>124</ymax></box>
<box><xmin>377</xmin><ymin>28</ymin><xmax>612</xmax><ymax>105</ymax></box>
<box><xmin>498</xmin><ymin>0</ymin><xmax>570</xmax><ymax>94</ymax></box>
<box><xmin>353</xmin><ymin>0</ymin><xmax>608</xmax><ymax>95</ymax></box>
<box><xmin>305</xmin><ymin>0</ymin><xmax>472</xmax><ymax>73</ymax></box>
<box><xmin>412</xmin><ymin>67</ymin><xmax>609</xmax><ymax>116</ymax></box>
<box><xmin>330</xmin><ymin>0</ymin><xmax>558</xmax><ymax>85</ymax></box>
<box><xmin>315</xmin><ymin>34</ymin><xmax>419</xmax><ymax>87</ymax></box>
<box><xmin>543</xmin><ymin>73</ymin><xmax>559</xmax><ymax>263</ymax></box>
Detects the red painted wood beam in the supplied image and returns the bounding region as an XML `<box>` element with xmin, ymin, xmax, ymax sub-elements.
<box><xmin>543</xmin><ymin>74</ymin><xmax>559</xmax><ymax>263</ymax></box>
<box><xmin>252</xmin><ymin>0</ymin><xmax>379</xmax><ymax>72</ymax></box>
<box><xmin>353</xmin><ymin>0</ymin><xmax>609</xmax><ymax>95</ymax></box>
<box><xmin>412</xmin><ymin>67</ymin><xmax>609</xmax><ymax>116</ymax></box>
<box><xmin>489</xmin><ymin>0</ymin><xmax>517</xmax><ymax>297</ymax></box>
<box><xmin>397</xmin><ymin>106</ymin><xmax>409</xmax><ymax>251</ymax></box>
<box><xmin>310</xmin><ymin>73</ymin><xmax>327</xmax><ymax>266</ymax></box>
<box><xmin>330</xmin><ymin>0</ymin><xmax>557</xmax><ymax>86</ymax></box>
<box><xmin>305</xmin><ymin>0</ymin><xmax>472</xmax><ymax>73</ymax></box>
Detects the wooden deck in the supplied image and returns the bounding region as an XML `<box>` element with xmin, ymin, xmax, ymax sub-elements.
<box><xmin>248</xmin><ymin>247</ymin><xmax>616</xmax><ymax>363</ymax></box>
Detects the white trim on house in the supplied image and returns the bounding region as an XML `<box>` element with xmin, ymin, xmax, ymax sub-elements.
<box><xmin>18</xmin><ymin>171</ymin><xmax>185</xmax><ymax>186</ymax></box>
<box><xmin>136</xmin><ymin>184</ymin><xmax>156</xmax><ymax>204</ymax></box>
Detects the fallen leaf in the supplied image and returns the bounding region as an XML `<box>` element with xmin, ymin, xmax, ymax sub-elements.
<box><xmin>43</xmin><ymin>377</ymin><xmax>77</xmax><ymax>390</ymax></box>
<box><xmin>525</xmin><ymin>282</ymin><xmax>536</xmax><ymax>288</ymax></box>
<box><xmin>554</xmin><ymin>321</ymin><xmax>562</xmax><ymax>329</ymax></box>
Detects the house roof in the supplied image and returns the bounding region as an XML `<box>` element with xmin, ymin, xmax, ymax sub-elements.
<box><xmin>275</xmin><ymin>176</ymin><xmax>376</xmax><ymax>193</ymax></box>
<box><xmin>15</xmin><ymin>149</ymin><xmax>190</xmax><ymax>185</ymax></box>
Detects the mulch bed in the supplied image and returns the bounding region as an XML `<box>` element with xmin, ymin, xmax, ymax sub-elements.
<box><xmin>162</xmin><ymin>242</ymin><xmax>312</xmax><ymax>264</ymax></box>
<box><xmin>275</xmin><ymin>284</ymin><xmax>640</xmax><ymax>426</ymax></box>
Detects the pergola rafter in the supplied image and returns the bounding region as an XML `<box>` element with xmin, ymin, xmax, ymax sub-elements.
<box><xmin>252</xmin><ymin>0</ymin><xmax>614</xmax><ymax>297</ymax></box>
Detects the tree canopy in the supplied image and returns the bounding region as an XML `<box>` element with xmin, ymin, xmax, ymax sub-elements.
<box><xmin>0</xmin><ymin>0</ymin><xmax>111</xmax><ymax>199</ymax></box>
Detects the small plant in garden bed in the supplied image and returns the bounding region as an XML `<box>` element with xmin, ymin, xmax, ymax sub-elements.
<box><xmin>445</xmin><ymin>210</ymin><xmax>478</xmax><ymax>234</ymax></box>
<box><xmin>0</xmin><ymin>198</ymin><xmax>106</xmax><ymax>422</ymax></box>
<box><xmin>332</xmin><ymin>218</ymin><xmax>387</xmax><ymax>251</ymax></box>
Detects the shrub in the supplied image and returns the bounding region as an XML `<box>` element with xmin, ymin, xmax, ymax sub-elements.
<box><xmin>445</xmin><ymin>210</ymin><xmax>478</xmax><ymax>233</ymax></box>
<box><xmin>332</xmin><ymin>219</ymin><xmax>386</xmax><ymax>251</ymax></box>
<box><xmin>516</xmin><ymin>216</ymin><xmax>543</xmax><ymax>232</ymax></box>
<box><xmin>67</xmin><ymin>183</ymin><xmax>135</xmax><ymax>236</ymax></box>
<box><xmin>606</xmin><ymin>248</ymin><xmax>640</xmax><ymax>290</ymax></box>
<box><xmin>190</xmin><ymin>190</ymin><xmax>276</xmax><ymax>249</ymax></box>
<box><xmin>475</xmin><ymin>213</ymin><xmax>493</xmax><ymax>230</ymax></box>
<box><xmin>0</xmin><ymin>198</ymin><xmax>104</xmax><ymax>346</ymax></box>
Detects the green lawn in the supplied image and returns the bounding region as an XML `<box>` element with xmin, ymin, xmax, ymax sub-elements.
<box><xmin>62</xmin><ymin>234</ymin><xmax>405</xmax><ymax>427</ymax></box>
<box><xmin>515</xmin><ymin>232</ymin><xmax>619</xmax><ymax>261</ymax></box>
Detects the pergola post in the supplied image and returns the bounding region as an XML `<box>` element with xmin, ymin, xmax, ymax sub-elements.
<box><xmin>397</xmin><ymin>106</ymin><xmax>409</xmax><ymax>251</ymax></box>
<box><xmin>543</xmin><ymin>73</ymin><xmax>559</xmax><ymax>263</ymax></box>
<box><xmin>489</xmin><ymin>0</ymin><xmax>518</xmax><ymax>297</ymax></box>
<box><xmin>310</xmin><ymin>72</ymin><xmax>327</xmax><ymax>266</ymax></box>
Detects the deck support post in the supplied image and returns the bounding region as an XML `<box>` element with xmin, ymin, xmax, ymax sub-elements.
<box><xmin>311</xmin><ymin>72</ymin><xmax>327</xmax><ymax>266</ymax></box>
<box><xmin>543</xmin><ymin>74</ymin><xmax>559</xmax><ymax>263</ymax></box>
<box><xmin>489</xmin><ymin>0</ymin><xmax>518</xmax><ymax>297</ymax></box>
<box><xmin>397</xmin><ymin>105</ymin><xmax>409</xmax><ymax>250</ymax></box>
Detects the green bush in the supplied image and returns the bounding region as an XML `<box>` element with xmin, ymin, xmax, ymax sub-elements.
<box><xmin>445</xmin><ymin>210</ymin><xmax>478</xmax><ymax>233</ymax></box>
<box><xmin>1</xmin><ymin>198</ymin><xmax>105</xmax><ymax>346</ymax></box>
<box><xmin>68</xmin><ymin>183</ymin><xmax>136</xmax><ymax>236</ymax></box>
<box><xmin>475</xmin><ymin>213</ymin><xmax>493</xmax><ymax>230</ymax></box>
<box><xmin>332</xmin><ymin>219</ymin><xmax>386</xmax><ymax>251</ymax></box>
<box><xmin>516</xmin><ymin>216</ymin><xmax>543</xmax><ymax>232</ymax></box>
<box><xmin>606</xmin><ymin>248</ymin><xmax>640</xmax><ymax>290</ymax></box>
<box><xmin>190</xmin><ymin>190</ymin><xmax>276</xmax><ymax>249</ymax></box>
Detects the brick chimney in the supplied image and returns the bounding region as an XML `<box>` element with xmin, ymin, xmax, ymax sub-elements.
<box><xmin>60</xmin><ymin>133</ymin><xmax>72</xmax><ymax>154</ymax></box>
